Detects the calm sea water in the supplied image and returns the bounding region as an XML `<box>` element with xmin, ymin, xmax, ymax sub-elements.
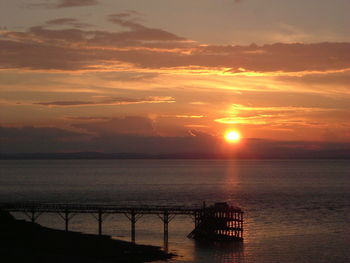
<box><xmin>0</xmin><ymin>159</ymin><xmax>349</xmax><ymax>263</ymax></box>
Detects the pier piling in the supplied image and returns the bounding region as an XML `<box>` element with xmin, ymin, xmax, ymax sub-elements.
<box><xmin>98</xmin><ymin>209</ymin><xmax>102</xmax><ymax>235</ymax></box>
<box><xmin>131</xmin><ymin>210</ymin><xmax>136</xmax><ymax>243</ymax></box>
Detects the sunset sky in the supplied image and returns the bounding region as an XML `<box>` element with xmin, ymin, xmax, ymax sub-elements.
<box><xmin>1</xmin><ymin>0</ymin><xmax>350</xmax><ymax>155</ymax></box>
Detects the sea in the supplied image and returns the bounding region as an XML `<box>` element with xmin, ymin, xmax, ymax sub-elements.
<box><xmin>0</xmin><ymin>159</ymin><xmax>349</xmax><ymax>263</ymax></box>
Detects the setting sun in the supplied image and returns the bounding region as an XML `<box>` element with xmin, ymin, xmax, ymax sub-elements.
<box><xmin>225</xmin><ymin>131</ymin><xmax>241</xmax><ymax>143</ymax></box>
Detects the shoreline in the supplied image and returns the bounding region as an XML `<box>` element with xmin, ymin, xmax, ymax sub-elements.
<box><xmin>0</xmin><ymin>210</ymin><xmax>174</xmax><ymax>263</ymax></box>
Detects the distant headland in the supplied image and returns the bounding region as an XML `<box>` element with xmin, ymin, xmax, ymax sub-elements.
<box><xmin>0</xmin><ymin>151</ymin><xmax>349</xmax><ymax>160</ymax></box>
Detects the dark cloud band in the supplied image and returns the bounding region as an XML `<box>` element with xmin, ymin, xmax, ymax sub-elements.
<box><xmin>1</xmin><ymin>15</ymin><xmax>349</xmax><ymax>73</ymax></box>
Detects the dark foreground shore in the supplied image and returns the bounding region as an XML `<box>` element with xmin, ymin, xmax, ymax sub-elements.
<box><xmin>0</xmin><ymin>211</ymin><xmax>173</xmax><ymax>263</ymax></box>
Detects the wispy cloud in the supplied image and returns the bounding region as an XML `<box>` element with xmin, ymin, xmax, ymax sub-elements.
<box><xmin>62</xmin><ymin>116</ymin><xmax>110</xmax><ymax>121</ymax></box>
<box><xmin>34</xmin><ymin>96</ymin><xmax>175</xmax><ymax>107</ymax></box>
<box><xmin>160</xmin><ymin>115</ymin><xmax>206</xmax><ymax>119</ymax></box>
<box><xmin>27</xmin><ymin>0</ymin><xmax>99</xmax><ymax>9</ymax></box>
<box><xmin>46</xmin><ymin>18</ymin><xmax>93</xmax><ymax>28</ymax></box>
<box><xmin>56</xmin><ymin>0</ymin><xmax>98</xmax><ymax>8</ymax></box>
<box><xmin>215</xmin><ymin>104</ymin><xmax>338</xmax><ymax>126</ymax></box>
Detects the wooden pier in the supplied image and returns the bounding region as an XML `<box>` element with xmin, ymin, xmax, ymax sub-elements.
<box><xmin>0</xmin><ymin>202</ymin><xmax>243</xmax><ymax>250</ymax></box>
<box><xmin>189</xmin><ymin>202</ymin><xmax>244</xmax><ymax>241</ymax></box>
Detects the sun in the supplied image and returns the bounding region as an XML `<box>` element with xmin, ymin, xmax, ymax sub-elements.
<box><xmin>225</xmin><ymin>131</ymin><xmax>241</xmax><ymax>143</ymax></box>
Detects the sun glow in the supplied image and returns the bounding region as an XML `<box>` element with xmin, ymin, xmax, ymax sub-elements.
<box><xmin>225</xmin><ymin>131</ymin><xmax>241</xmax><ymax>143</ymax></box>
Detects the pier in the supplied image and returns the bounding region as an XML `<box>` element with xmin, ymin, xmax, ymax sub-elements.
<box><xmin>0</xmin><ymin>202</ymin><xmax>243</xmax><ymax>250</ymax></box>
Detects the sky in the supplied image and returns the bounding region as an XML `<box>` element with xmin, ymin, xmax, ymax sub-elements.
<box><xmin>0</xmin><ymin>0</ymin><xmax>350</xmax><ymax>155</ymax></box>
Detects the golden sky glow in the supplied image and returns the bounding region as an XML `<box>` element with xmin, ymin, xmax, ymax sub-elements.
<box><xmin>0</xmin><ymin>0</ymin><xmax>350</xmax><ymax>154</ymax></box>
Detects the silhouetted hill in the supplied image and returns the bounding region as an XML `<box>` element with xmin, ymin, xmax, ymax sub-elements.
<box><xmin>0</xmin><ymin>210</ymin><xmax>173</xmax><ymax>263</ymax></box>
